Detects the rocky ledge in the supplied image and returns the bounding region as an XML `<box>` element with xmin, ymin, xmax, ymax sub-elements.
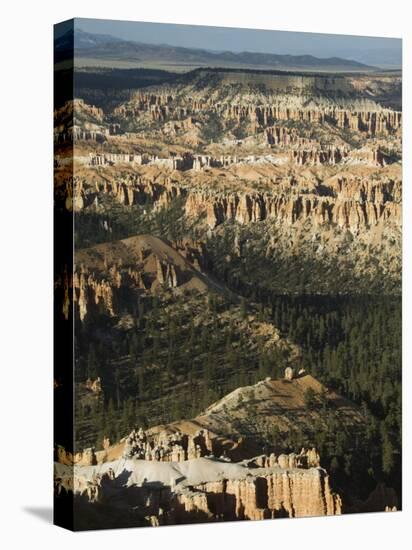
<box><xmin>54</xmin><ymin>454</ymin><xmax>341</xmax><ymax>527</ymax></box>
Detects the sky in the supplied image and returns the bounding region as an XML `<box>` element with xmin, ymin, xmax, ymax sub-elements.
<box><xmin>55</xmin><ymin>18</ymin><xmax>402</xmax><ymax>68</ymax></box>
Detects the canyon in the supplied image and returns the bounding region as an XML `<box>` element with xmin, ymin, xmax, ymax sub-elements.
<box><xmin>54</xmin><ymin>63</ymin><xmax>402</xmax><ymax>528</ymax></box>
<box><xmin>53</xmin><ymin>69</ymin><xmax>402</xmax><ymax>294</ymax></box>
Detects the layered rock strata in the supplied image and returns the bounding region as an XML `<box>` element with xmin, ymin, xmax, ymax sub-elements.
<box><xmin>114</xmin><ymin>92</ymin><xmax>401</xmax><ymax>136</ymax></box>
<box><xmin>54</xmin><ymin>455</ymin><xmax>341</xmax><ymax>523</ymax></box>
<box><xmin>184</xmin><ymin>177</ymin><xmax>401</xmax><ymax>231</ymax></box>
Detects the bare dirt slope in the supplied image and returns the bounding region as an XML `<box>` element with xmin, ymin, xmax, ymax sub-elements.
<box><xmin>98</xmin><ymin>373</ymin><xmax>366</xmax><ymax>462</ymax></box>
<box><xmin>194</xmin><ymin>374</ymin><xmax>365</xmax><ymax>438</ymax></box>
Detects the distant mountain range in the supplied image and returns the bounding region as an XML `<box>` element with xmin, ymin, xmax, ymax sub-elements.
<box><xmin>55</xmin><ymin>29</ymin><xmax>376</xmax><ymax>72</ymax></box>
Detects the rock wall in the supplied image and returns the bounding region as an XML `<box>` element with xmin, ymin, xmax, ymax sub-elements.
<box><xmin>70</xmin><ymin>236</ymin><xmax>199</xmax><ymax>321</ymax></box>
<box><xmin>55</xmin><ymin>445</ymin><xmax>97</xmax><ymax>467</ymax></box>
<box><xmin>184</xmin><ymin>178</ymin><xmax>401</xmax><ymax>231</ymax></box>
<box><xmin>72</xmin><ymin>175</ymin><xmax>184</xmax><ymax>211</ymax></box>
<box><xmin>348</xmin><ymin>146</ymin><xmax>386</xmax><ymax>166</ymax></box>
<box><xmin>332</xmin><ymin>108</ymin><xmax>401</xmax><ymax>135</ymax></box>
<box><xmin>113</xmin><ymin>89</ymin><xmax>402</xmax><ymax>136</ymax></box>
<box><xmin>289</xmin><ymin>146</ymin><xmax>349</xmax><ymax>166</ymax></box>
<box><xmin>54</xmin><ymin>456</ymin><xmax>341</xmax><ymax>525</ymax></box>
<box><xmin>122</xmin><ymin>427</ymin><xmax>213</xmax><ymax>462</ymax></box>
<box><xmin>73</xmin><ymin>269</ymin><xmax>117</xmax><ymax>321</ymax></box>
<box><xmin>266</xmin><ymin>125</ymin><xmax>317</xmax><ymax>147</ymax></box>
<box><xmin>222</xmin><ymin>105</ymin><xmax>401</xmax><ymax>135</ymax></box>
<box><xmin>178</xmin><ymin>467</ymin><xmax>341</xmax><ymax>520</ymax></box>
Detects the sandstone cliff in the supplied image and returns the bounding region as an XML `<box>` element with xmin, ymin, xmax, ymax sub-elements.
<box><xmin>183</xmin><ymin>174</ymin><xmax>401</xmax><ymax>231</ymax></box>
<box><xmin>54</xmin><ymin>454</ymin><xmax>341</xmax><ymax>526</ymax></box>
